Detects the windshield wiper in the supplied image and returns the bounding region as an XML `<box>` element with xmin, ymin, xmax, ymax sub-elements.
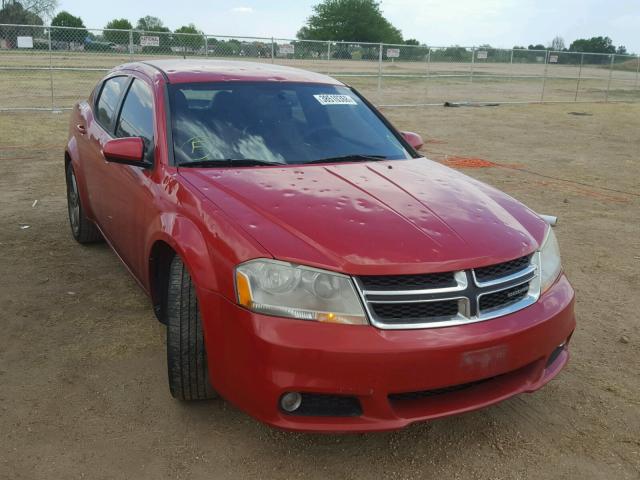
<box><xmin>305</xmin><ymin>154</ymin><xmax>388</xmax><ymax>165</ymax></box>
<box><xmin>178</xmin><ymin>159</ymin><xmax>283</xmax><ymax>168</ymax></box>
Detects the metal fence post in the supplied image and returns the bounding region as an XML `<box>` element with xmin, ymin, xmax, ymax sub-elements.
<box><xmin>574</xmin><ymin>53</ymin><xmax>584</xmax><ymax>102</ymax></box>
<box><xmin>470</xmin><ymin>47</ymin><xmax>475</xmax><ymax>83</ymax></box>
<box><xmin>270</xmin><ymin>38</ymin><xmax>275</xmax><ymax>63</ymax></box>
<box><xmin>377</xmin><ymin>43</ymin><xmax>383</xmax><ymax>100</ymax></box>
<box><xmin>129</xmin><ymin>30</ymin><xmax>133</xmax><ymax>60</ymax></box>
<box><xmin>425</xmin><ymin>47</ymin><xmax>431</xmax><ymax>102</ymax></box>
<box><xmin>635</xmin><ymin>55</ymin><xmax>640</xmax><ymax>90</ymax></box>
<box><xmin>509</xmin><ymin>49</ymin><xmax>514</xmax><ymax>83</ymax></box>
<box><xmin>48</xmin><ymin>27</ymin><xmax>54</xmax><ymax>111</ymax></box>
<box><xmin>540</xmin><ymin>50</ymin><xmax>550</xmax><ymax>102</ymax></box>
<box><xmin>605</xmin><ymin>54</ymin><xmax>614</xmax><ymax>102</ymax></box>
<box><xmin>326</xmin><ymin>41</ymin><xmax>331</xmax><ymax>74</ymax></box>
<box><xmin>204</xmin><ymin>34</ymin><xmax>208</xmax><ymax>56</ymax></box>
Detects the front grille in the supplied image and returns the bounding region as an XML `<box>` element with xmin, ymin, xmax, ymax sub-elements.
<box><xmin>479</xmin><ymin>282</ymin><xmax>530</xmax><ymax>312</ymax></box>
<box><xmin>371</xmin><ymin>300</ymin><xmax>459</xmax><ymax>323</ymax></box>
<box><xmin>358</xmin><ymin>272</ymin><xmax>456</xmax><ymax>290</ymax></box>
<box><xmin>355</xmin><ymin>253</ymin><xmax>538</xmax><ymax>329</ymax></box>
<box><xmin>474</xmin><ymin>255</ymin><xmax>532</xmax><ymax>283</ymax></box>
<box><xmin>286</xmin><ymin>393</ymin><xmax>362</xmax><ymax>417</ymax></box>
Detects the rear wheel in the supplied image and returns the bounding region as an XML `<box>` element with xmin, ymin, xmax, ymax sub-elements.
<box><xmin>166</xmin><ymin>255</ymin><xmax>216</xmax><ymax>400</ymax></box>
<box><xmin>65</xmin><ymin>163</ymin><xmax>102</xmax><ymax>243</ymax></box>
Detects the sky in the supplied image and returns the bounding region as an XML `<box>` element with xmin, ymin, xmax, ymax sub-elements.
<box><xmin>56</xmin><ymin>0</ymin><xmax>640</xmax><ymax>53</ymax></box>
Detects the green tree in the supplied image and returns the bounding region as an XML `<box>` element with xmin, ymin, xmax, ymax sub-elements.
<box><xmin>13</xmin><ymin>0</ymin><xmax>58</xmax><ymax>19</ymax></box>
<box><xmin>550</xmin><ymin>35</ymin><xmax>565</xmax><ymax>51</ymax></box>
<box><xmin>0</xmin><ymin>2</ymin><xmax>44</xmax><ymax>46</ymax></box>
<box><xmin>51</xmin><ymin>10</ymin><xmax>87</xmax><ymax>44</ymax></box>
<box><xmin>174</xmin><ymin>24</ymin><xmax>204</xmax><ymax>52</ymax></box>
<box><xmin>0</xmin><ymin>1</ymin><xmax>43</xmax><ymax>24</ymax></box>
<box><xmin>136</xmin><ymin>15</ymin><xmax>166</xmax><ymax>32</ymax></box>
<box><xmin>569</xmin><ymin>36</ymin><xmax>615</xmax><ymax>54</ymax></box>
<box><xmin>219</xmin><ymin>39</ymin><xmax>242</xmax><ymax>56</ymax></box>
<box><xmin>431</xmin><ymin>46</ymin><xmax>471</xmax><ymax>62</ymax></box>
<box><xmin>297</xmin><ymin>0</ymin><xmax>403</xmax><ymax>44</ymax></box>
<box><xmin>103</xmin><ymin>18</ymin><xmax>132</xmax><ymax>45</ymax></box>
<box><xmin>401</xmin><ymin>39</ymin><xmax>428</xmax><ymax>60</ymax></box>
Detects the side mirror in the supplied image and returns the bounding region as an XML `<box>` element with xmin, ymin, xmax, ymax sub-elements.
<box><xmin>400</xmin><ymin>131</ymin><xmax>424</xmax><ymax>151</ymax></box>
<box><xmin>103</xmin><ymin>137</ymin><xmax>148</xmax><ymax>167</ymax></box>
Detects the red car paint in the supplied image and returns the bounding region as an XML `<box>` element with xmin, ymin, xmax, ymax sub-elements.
<box><xmin>67</xmin><ymin>60</ymin><xmax>575</xmax><ymax>432</ymax></box>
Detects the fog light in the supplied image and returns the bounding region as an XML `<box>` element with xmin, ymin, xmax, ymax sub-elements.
<box><xmin>280</xmin><ymin>392</ymin><xmax>302</xmax><ymax>412</ymax></box>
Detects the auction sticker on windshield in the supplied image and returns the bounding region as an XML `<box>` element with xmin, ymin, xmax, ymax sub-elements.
<box><xmin>313</xmin><ymin>94</ymin><xmax>357</xmax><ymax>105</ymax></box>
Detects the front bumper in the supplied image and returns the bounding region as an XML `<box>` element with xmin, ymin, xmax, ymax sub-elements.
<box><xmin>198</xmin><ymin>274</ymin><xmax>575</xmax><ymax>433</ymax></box>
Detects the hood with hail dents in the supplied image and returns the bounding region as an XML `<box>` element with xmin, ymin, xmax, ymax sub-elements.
<box><xmin>179</xmin><ymin>158</ymin><xmax>548</xmax><ymax>275</ymax></box>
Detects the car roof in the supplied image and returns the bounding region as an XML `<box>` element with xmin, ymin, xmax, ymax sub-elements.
<box><xmin>114</xmin><ymin>59</ymin><xmax>344</xmax><ymax>85</ymax></box>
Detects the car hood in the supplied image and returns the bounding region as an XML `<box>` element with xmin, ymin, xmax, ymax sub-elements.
<box><xmin>179</xmin><ymin>158</ymin><xmax>547</xmax><ymax>275</ymax></box>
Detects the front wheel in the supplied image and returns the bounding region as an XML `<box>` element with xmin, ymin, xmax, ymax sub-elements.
<box><xmin>65</xmin><ymin>163</ymin><xmax>102</xmax><ymax>243</ymax></box>
<box><xmin>166</xmin><ymin>255</ymin><xmax>216</xmax><ymax>400</ymax></box>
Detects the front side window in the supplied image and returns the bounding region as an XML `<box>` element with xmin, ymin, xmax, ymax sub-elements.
<box><xmin>96</xmin><ymin>76</ymin><xmax>128</xmax><ymax>130</ymax></box>
<box><xmin>116</xmin><ymin>79</ymin><xmax>155</xmax><ymax>159</ymax></box>
<box><xmin>169</xmin><ymin>82</ymin><xmax>410</xmax><ymax>166</ymax></box>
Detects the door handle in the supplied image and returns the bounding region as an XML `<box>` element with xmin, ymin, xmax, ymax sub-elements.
<box><xmin>76</xmin><ymin>124</ymin><xmax>87</xmax><ymax>134</ymax></box>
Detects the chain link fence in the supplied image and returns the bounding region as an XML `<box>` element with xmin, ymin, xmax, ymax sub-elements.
<box><xmin>1</xmin><ymin>23</ymin><xmax>639</xmax><ymax>111</ymax></box>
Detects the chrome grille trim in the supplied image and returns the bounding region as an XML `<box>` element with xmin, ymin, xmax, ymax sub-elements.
<box><xmin>472</xmin><ymin>264</ymin><xmax>537</xmax><ymax>288</ymax></box>
<box><xmin>354</xmin><ymin>253</ymin><xmax>541</xmax><ymax>330</ymax></box>
<box><xmin>360</xmin><ymin>271</ymin><xmax>468</xmax><ymax>296</ymax></box>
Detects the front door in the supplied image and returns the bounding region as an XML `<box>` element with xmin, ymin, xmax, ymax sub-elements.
<box><xmin>98</xmin><ymin>76</ymin><xmax>157</xmax><ymax>279</ymax></box>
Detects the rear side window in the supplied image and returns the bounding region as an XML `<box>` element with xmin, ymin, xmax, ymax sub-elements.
<box><xmin>96</xmin><ymin>76</ymin><xmax>128</xmax><ymax>129</ymax></box>
<box><xmin>116</xmin><ymin>79</ymin><xmax>154</xmax><ymax>144</ymax></box>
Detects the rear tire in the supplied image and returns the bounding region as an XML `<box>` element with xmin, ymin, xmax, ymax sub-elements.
<box><xmin>166</xmin><ymin>255</ymin><xmax>216</xmax><ymax>400</ymax></box>
<box><xmin>65</xmin><ymin>163</ymin><xmax>102</xmax><ymax>244</ymax></box>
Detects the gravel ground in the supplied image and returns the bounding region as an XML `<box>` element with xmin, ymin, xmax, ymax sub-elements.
<box><xmin>0</xmin><ymin>102</ymin><xmax>638</xmax><ymax>479</ymax></box>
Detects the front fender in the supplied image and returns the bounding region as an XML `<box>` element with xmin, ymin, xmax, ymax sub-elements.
<box><xmin>147</xmin><ymin>213</ymin><xmax>219</xmax><ymax>293</ymax></box>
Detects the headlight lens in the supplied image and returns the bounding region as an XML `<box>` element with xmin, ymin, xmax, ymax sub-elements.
<box><xmin>538</xmin><ymin>227</ymin><xmax>562</xmax><ymax>293</ymax></box>
<box><xmin>235</xmin><ymin>259</ymin><xmax>367</xmax><ymax>325</ymax></box>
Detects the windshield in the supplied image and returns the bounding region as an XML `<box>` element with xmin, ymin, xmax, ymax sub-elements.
<box><xmin>169</xmin><ymin>82</ymin><xmax>411</xmax><ymax>166</ymax></box>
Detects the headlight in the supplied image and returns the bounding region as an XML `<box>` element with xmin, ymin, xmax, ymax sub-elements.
<box><xmin>538</xmin><ymin>227</ymin><xmax>562</xmax><ymax>293</ymax></box>
<box><xmin>235</xmin><ymin>259</ymin><xmax>367</xmax><ymax>325</ymax></box>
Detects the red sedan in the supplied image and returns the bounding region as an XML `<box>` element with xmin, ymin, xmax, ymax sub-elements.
<box><xmin>65</xmin><ymin>60</ymin><xmax>575</xmax><ymax>432</ymax></box>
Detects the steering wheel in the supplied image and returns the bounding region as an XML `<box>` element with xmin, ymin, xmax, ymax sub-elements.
<box><xmin>305</xmin><ymin>125</ymin><xmax>377</xmax><ymax>151</ymax></box>
<box><xmin>303</xmin><ymin>126</ymin><xmax>337</xmax><ymax>143</ymax></box>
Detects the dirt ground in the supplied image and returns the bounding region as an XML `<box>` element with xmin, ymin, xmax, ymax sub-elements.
<box><xmin>0</xmin><ymin>102</ymin><xmax>638</xmax><ymax>479</ymax></box>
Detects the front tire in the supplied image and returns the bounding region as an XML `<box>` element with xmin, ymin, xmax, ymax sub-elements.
<box><xmin>166</xmin><ymin>255</ymin><xmax>216</xmax><ymax>400</ymax></box>
<box><xmin>65</xmin><ymin>163</ymin><xmax>102</xmax><ymax>243</ymax></box>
